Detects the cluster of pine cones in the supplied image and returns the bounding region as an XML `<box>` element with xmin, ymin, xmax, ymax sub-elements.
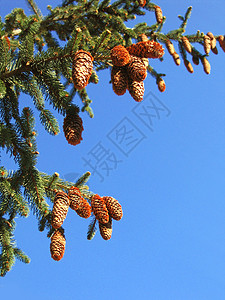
<box><xmin>50</xmin><ymin>188</ymin><xmax>123</xmax><ymax>261</ymax></box>
<box><xmin>110</xmin><ymin>40</ymin><xmax>164</xmax><ymax>102</ymax></box>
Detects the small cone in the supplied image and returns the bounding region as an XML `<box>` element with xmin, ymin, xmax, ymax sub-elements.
<box><xmin>126</xmin><ymin>40</ymin><xmax>164</xmax><ymax>59</ymax></box>
<box><xmin>76</xmin><ymin>198</ymin><xmax>91</xmax><ymax>219</ymax></box>
<box><xmin>138</xmin><ymin>33</ymin><xmax>149</xmax><ymax>42</ymax></box>
<box><xmin>50</xmin><ymin>229</ymin><xmax>66</xmax><ymax>261</ymax></box>
<box><xmin>201</xmin><ymin>57</ymin><xmax>211</xmax><ymax>74</ymax></box>
<box><xmin>181</xmin><ymin>36</ymin><xmax>192</xmax><ymax>53</ymax></box>
<box><xmin>207</xmin><ymin>32</ymin><xmax>218</xmax><ymax>54</ymax></box>
<box><xmin>111</xmin><ymin>66</ymin><xmax>128</xmax><ymax>96</ymax></box>
<box><xmin>99</xmin><ymin>218</ymin><xmax>112</xmax><ymax>240</ymax></box>
<box><xmin>192</xmin><ymin>55</ymin><xmax>199</xmax><ymax>65</ymax></box>
<box><xmin>91</xmin><ymin>194</ymin><xmax>109</xmax><ymax>224</ymax></box>
<box><xmin>126</xmin><ymin>55</ymin><xmax>147</xmax><ymax>82</ymax></box>
<box><xmin>138</xmin><ymin>0</ymin><xmax>146</xmax><ymax>7</ymax></box>
<box><xmin>51</xmin><ymin>191</ymin><xmax>70</xmax><ymax>229</ymax></box>
<box><xmin>157</xmin><ymin>78</ymin><xmax>166</xmax><ymax>92</ymax></box>
<box><xmin>184</xmin><ymin>59</ymin><xmax>194</xmax><ymax>73</ymax></box>
<box><xmin>218</xmin><ymin>35</ymin><xmax>225</xmax><ymax>52</ymax></box>
<box><xmin>72</xmin><ymin>50</ymin><xmax>93</xmax><ymax>90</ymax></box>
<box><xmin>203</xmin><ymin>35</ymin><xmax>211</xmax><ymax>55</ymax></box>
<box><xmin>103</xmin><ymin>196</ymin><xmax>123</xmax><ymax>221</ymax></box>
<box><xmin>68</xmin><ymin>186</ymin><xmax>82</xmax><ymax>211</ymax></box>
<box><xmin>172</xmin><ymin>52</ymin><xmax>180</xmax><ymax>66</ymax></box>
<box><xmin>128</xmin><ymin>79</ymin><xmax>144</xmax><ymax>102</ymax></box>
<box><xmin>165</xmin><ymin>39</ymin><xmax>175</xmax><ymax>55</ymax></box>
<box><xmin>63</xmin><ymin>111</ymin><xmax>83</xmax><ymax>146</ymax></box>
<box><xmin>155</xmin><ymin>6</ymin><xmax>163</xmax><ymax>23</ymax></box>
<box><xmin>110</xmin><ymin>45</ymin><xmax>131</xmax><ymax>67</ymax></box>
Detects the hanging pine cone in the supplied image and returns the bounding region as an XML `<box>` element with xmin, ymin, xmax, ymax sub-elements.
<box><xmin>192</xmin><ymin>55</ymin><xmax>199</xmax><ymax>65</ymax></box>
<box><xmin>111</xmin><ymin>66</ymin><xmax>128</xmax><ymax>96</ymax></box>
<box><xmin>110</xmin><ymin>45</ymin><xmax>131</xmax><ymax>67</ymax></box>
<box><xmin>138</xmin><ymin>0</ymin><xmax>146</xmax><ymax>7</ymax></box>
<box><xmin>128</xmin><ymin>79</ymin><xmax>144</xmax><ymax>102</ymax></box>
<box><xmin>184</xmin><ymin>59</ymin><xmax>194</xmax><ymax>73</ymax></box>
<box><xmin>203</xmin><ymin>35</ymin><xmax>211</xmax><ymax>55</ymax></box>
<box><xmin>126</xmin><ymin>40</ymin><xmax>164</xmax><ymax>59</ymax></box>
<box><xmin>201</xmin><ymin>57</ymin><xmax>211</xmax><ymax>74</ymax></box>
<box><xmin>91</xmin><ymin>194</ymin><xmax>109</xmax><ymax>224</ymax></box>
<box><xmin>68</xmin><ymin>186</ymin><xmax>82</xmax><ymax>211</ymax></box>
<box><xmin>181</xmin><ymin>36</ymin><xmax>192</xmax><ymax>53</ymax></box>
<box><xmin>157</xmin><ymin>78</ymin><xmax>166</xmax><ymax>92</ymax></box>
<box><xmin>50</xmin><ymin>229</ymin><xmax>66</xmax><ymax>261</ymax></box>
<box><xmin>76</xmin><ymin>198</ymin><xmax>91</xmax><ymax>219</ymax></box>
<box><xmin>99</xmin><ymin>217</ymin><xmax>112</xmax><ymax>240</ymax></box>
<box><xmin>155</xmin><ymin>6</ymin><xmax>163</xmax><ymax>23</ymax></box>
<box><xmin>165</xmin><ymin>39</ymin><xmax>175</xmax><ymax>55</ymax></box>
<box><xmin>126</xmin><ymin>55</ymin><xmax>147</xmax><ymax>82</ymax></box>
<box><xmin>172</xmin><ymin>52</ymin><xmax>180</xmax><ymax>66</ymax></box>
<box><xmin>207</xmin><ymin>32</ymin><xmax>218</xmax><ymax>54</ymax></box>
<box><xmin>218</xmin><ymin>35</ymin><xmax>225</xmax><ymax>52</ymax></box>
<box><xmin>72</xmin><ymin>50</ymin><xmax>93</xmax><ymax>90</ymax></box>
<box><xmin>51</xmin><ymin>191</ymin><xmax>70</xmax><ymax>229</ymax></box>
<box><xmin>63</xmin><ymin>110</ymin><xmax>83</xmax><ymax>146</ymax></box>
<box><xmin>103</xmin><ymin>196</ymin><xmax>123</xmax><ymax>221</ymax></box>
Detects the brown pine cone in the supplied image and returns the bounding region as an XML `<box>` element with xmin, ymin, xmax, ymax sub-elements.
<box><xmin>50</xmin><ymin>229</ymin><xmax>66</xmax><ymax>261</ymax></box>
<box><xmin>99</xmin><ymin>218</ymin><xmax>112</xmax><ymax>240</ymax></box>
<box><xmin>91</xmin><ymin>194</ymin><xmax>109</xmax><ymax>224</ymax></box>
<box><xmin>72</xmin><ymin>50</ymin><xmax>93</xmax><ymax>90</ymax></box>
<box><xmin>68</xmin><ymin>186</ymin><xmax>82</xmax><ymax>211</ymax></box>
<box><xmin>111</xmin><ymin>66</ymin><xmax>128</xmax><ymax>96</ymax></box>
<box><xmin>126</xmin><ymin>55</ymin><xmax>147</xmax><ymax>82</ymax></box>
<box><xmin>165</xmin><ymin>39</ymin><xmax>175</xmax><ymax>55</ymax></box>
<box><xmin>110</xmin><ymin>45</ymin><xmax>131</xmax><ymax>67</ymax></box>
<box><xmin>126</xmin><ymin>40</ymin><xmax>164</xmax><ymax>59</ymax></box>
<box><xmin>63</xmin><ymin>112</ymin><xmax>83</xmax><ymax>146</ymax></box>
<box><xmin>172</xmin><ymin>52</ymin><xmax>180</xmax><ymax>66</ymax></box>
<box><xmin>138</xmin><ymin>33</ymin><xmax>149</xmax><ymax>42</ymax></box>
<box><xmin>76</xmin><ymin>198</ymin><xmax>91</xmax><ymax>219</ymax></box>
<box><xmin>138</xmin><ymin>0</ymin><xmax>146</xmax><ymax>7</ymax></box>
<box><xmin>207</xmin><ymin>32</ymin><xmax>218</xmax><ymax>54</ymax></box>
<box><xmin>201</xmin><ymin>57</ymin><xmax>211</xmax><ymax>74</ymax></box>
<box><xmin>157</xmin><ymin>78</ymin><xmax>166</xmax><ymax>92</ymax></box>
<box><xmin>103</xmin><ymin>196</ymin><xmax>123</xmax><ymax>221</ymax></box>
<box><xmin>155</xmin><ymin>6</ymin><xmax>163</xmax><ymax>23</ymax></box>
<box><xmin>218</xmin><ymin>35</ymin><xmax>225</xmax><ymax>52</ymax></box>
<box><xmin>203</xmin><ymin>35</ymin><xmax>211</xmax><ymax>55</ymax></box>
<box><xmin>51</xmin><ymin>191</ymin><xmax>70</xmax><ymax>229</ymax></box>
<box><xmin>181</xmin><ymin>36</ymin><xmax>192</xmax><ymax>53</ymax></box>
<box><xmin>184</xmin><ymin>59</ymin><xmax>194</xmax><ymax>73</ymax></box>
<box><xmin>128</xmin><ymin>79</ymin><xmax>144</xmax><ymax>102</ymax></box>
<box><xmin>192</xmin><ymin>55</ymin><xmax>199</xmax><ymax>65</ymax></box>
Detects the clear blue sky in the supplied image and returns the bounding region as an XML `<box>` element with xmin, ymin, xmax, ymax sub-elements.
<box><xmin>1</xmin><ymin>1</ymin><xmax>225</xmax><ymax>299</ymax></box>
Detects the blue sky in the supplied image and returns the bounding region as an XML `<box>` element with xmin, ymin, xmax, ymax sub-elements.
<box><xmin>1</xmin><ymin>1</ymin><xmax>225</xmax><ymax>299</ymax></box>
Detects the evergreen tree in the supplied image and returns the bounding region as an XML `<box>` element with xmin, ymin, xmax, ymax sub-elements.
<box><xmin>0</xmin><ymin>0</ymin><xmax>224</xmax><ymax>276</ymax></box>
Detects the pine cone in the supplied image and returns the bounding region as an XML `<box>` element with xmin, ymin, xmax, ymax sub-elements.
<box><xmin>138</xmin><ymin>33</ymin><xmax>148</xmax><ymax>42</ymax></box>
<box><xmin>110</xmin><ymin>45</ymin><xmax>131</xmax><ymax>67</ymax></box>
<box><xmin>157</xmin><ymin>78</ymin><xmax>166</xmax><ymax>92</ymax></box>
<box><xmin>201</xmin><ymin>57</ymin><xmax>211</xmax><ymax>74</ymax></box>
<box><xmin>68</xmin><ymin>186</ymin><xmax>82</xmax><ymax>211</ymax></box>
<box><xmin>192</xmin><ymin>55</ymin><xmax>199</xmax><ymax>65</ymax></box>
<box><xmin>181</xmin><ymin>36</ymin><xmax>192</xmax><ymax>53</ymax></box>
<box><xmin>51</xmin><ymin>191</ymin><xmax>70</xmax><ymax>229</ymax></box>
<box><xmin>184</xmin><ymin>59</ymin><xmax>194</xmax><ymax>73</ymax></box>
<box><xmin>91</xmin><ymin>194</ymin><xmax>109</xmax><ymax>224</ymax></box>
<box><xmin>111</xmin><ymin>66</ymin><xmax>128</xmax><ymax>96</ymax></box>
<box><xmin>128</xmin><ymin>79</ymin><xmax>144</xmax><ymax>102</ymax></box>
<box><xmin>155</xmin><ymin>6</ymin><xmax>163</xmax><ymax>23</ymax></box>
<box><xmin>203</xmin><ymin>35</ymin><xmax>211</xmax><ymax>55</ymax></box>
<box><xmin>206</xmin><ymin>32</ymin><xmax>218</xmax><ymax>55</ymax></box>
<box><xmin>50</xmin><ymin>229</ymin><xmax>66</xmax><ymax>261</ymax></box>
<box><xmin>126</xmin><ymin>40</ymin><xmax>164</xmax><ymax>59</ymax></box>
<box><xmin>172</xmin><ymin>52</ymin><xmax>180</xmax><ymax>66</ymax></box>
<box><xmin>99</xmin><ymin>218</ymin><xmax>112</xmax><ymax>240</ymax></box>
<box><xmin>126</xmin><ymin>55</ymin><xmax>147</xmax><ymax>82</ymax></box>
<box><xmin>76</xmin><ymin>198</ymin><xmax>91</xmax><ymax>219</ymax></box>
<box><xmin>218</xmin><ymin>35</ymin><xmax>225</xmax><ymax>52</ymax></box>
<box><xmin>72</xmin><ymin>50</ymin><xmax>93</xmax><ymax>90</ymax></box>
<box><xmin>63</xmin><ymin>112</ymin><xmax>83</xmax><ymax>146</ymax></box>
<box><xmin>103</xmin><ymin>196</ymin><xmax>123</xmax><ymax>221</ymax></box>
<box><xmin>165</xmin><ymin>39</ymin><xmax>175</xmax><ymax>55</ymax></box>
<box><xmin>138</xmin><ymin>0</ymin><xmax>146</xmax><ymax>7</ymax></box>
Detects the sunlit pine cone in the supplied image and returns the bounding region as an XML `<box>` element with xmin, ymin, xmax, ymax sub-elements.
<box><xmin>203</xmin><ymin>35</ymin><xmax>211</xmax><ymax>55</ymax></box>
<box><xmin>63</xmin><ymin>111</ymin><xmax>83</xmax><ymax>146</ymax></box>
<box><xmin>172</xmin><ymin>52</ymin><xmax>180</xmax><ymax>66</ymax></box>
<box><xmin>103</xmin><ymin>196</ymin><xmax>123</xmax><ymax>221</ymax></box>
<box><xmin>50</xmin><ymin>229</ymin><xmax>66</xmax><ymax>261</ymax></box>
<box><xmin>99</xmin><ymin>217</ymin><xmax>112</xmax><ymax>240</ymax></box>
<box><xmin>126</xmin><ymin>40</ymin><xmax>164</xmax><ymax>59</ymax></box>
<box><xmin>138</xmin><ymin>0</ymin><xmax>146</xmax><ymax>7</ymax></box>
<box><xmin>201</xmin><ymin>57</ymin><xmax>211</xmax><ymax>74</ymax></box>
<box><xmin>72</xmin><ymin>50</ymin><xmax>93</xmax><ymax>90</ymax></box>
<box><xmin>111</xmin><ymin>66</ymin><xmax>128</xmax><ymax>96</ymax></box>
<box><xmin>126</xmin><ymin>55</ymin><xmax>147</xmax><ymax>82</ymax></box>
<box><xmin>207</xmin><ymin>32</ymin><xmax>218</xmax><ymax>55</ymax></box>
<box><xmin>155</xmin><ymin>5</ymin><xmax>163</xmax><ymax>23</ymax></box>
<box><xmin>157</xmin><ymin>78</ymin><xmax>166</xmax><ymax>92</ymax></box>
<box><xmin>68</xmin><ymin>186</ymin><xmax>82</xmax><ymax>211</ymax></box>
<box><xmin>138</xmin><ymin>33</ymin><xmax>149</xmax><ymax>42</ymax></box>
<box><xmin>192</xmin><ymin>55</ymin><xmax>199</xmax><ymax>65</ymax></box>
<box><xmin>110</xmin><ymin>45</ymin><xmax>131</xmax><ymax>67</ymax></box>
<box><xmin>76</xmin><ymin>198</ymin><xmax>91</xmax><ymax>219</ymax></box>
<box><xmin>51</xmin><ymin>191</ymin><xmax>70</xmax><ymax>229</ymax></box>
<box><xmin>165</xmin><ymin>39</ymin><xmax>175</xmax><ymax>55</ymax></box>
<box><xmin>128</xmin><ymin>79</ymin><xmax>144</xmax><ymax>102</ymax></box>
<box><xmin>184</xmin><ymin>59</ymin><xmax>194</xmax><ymax>73</ymax></box>
<box><xmin>218</xmin><ymin>35</ymin><xmax>225</xmax><ymax>52</ymax></box>
<box><xmin>91</xmin><ymin>194</ymin><xmax>109</xmax><ymax>224</ymax></box>
<box><xmin>181</xmin><ymin>36</ymin><xmax>192</xmax><ymax>53</ymax></box>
